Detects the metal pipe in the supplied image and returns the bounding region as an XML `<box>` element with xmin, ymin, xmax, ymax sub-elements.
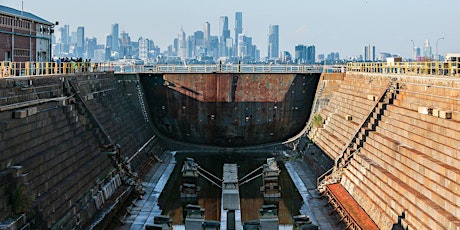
<box><xmin>238</xmin><ymin>165</ymin><xmax>262</xmax><ymax>182</ymax></box>
<box><xmin>239</xmin><ymin>173</ymin><xmax>263</xmax><ymax>186</ymax></box>
<box><xmin>127</xmin><ymin>135</ymin><xmax>157</xmax><ymax>163</ymax></box>
<box><xmin>197</xmin><ymin>165</ymin><xmax>222</xmax><ymax>182</ymax></box>
<box><xmin>197</xmin><ymin>171</ymin><xmax>222</xmax><ymax>189</ymax></box>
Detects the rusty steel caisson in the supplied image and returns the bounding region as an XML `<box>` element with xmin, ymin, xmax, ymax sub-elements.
<box><xmin>140</xmin><ymin>73</ymin><xmax>319</xmax><ymax>147</ymax></box>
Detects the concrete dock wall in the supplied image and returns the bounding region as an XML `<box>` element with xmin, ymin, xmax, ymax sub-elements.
<box><xmin>0</xmin><ymin>72</ymin><xmax>159</xmax><ymax>229</ymax></box>
<box><xmin>312</xmin><ymin>72</ymin><xmax>460</xmax><ymax>229</ymax></box>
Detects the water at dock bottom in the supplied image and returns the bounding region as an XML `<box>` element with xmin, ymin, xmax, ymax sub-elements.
<box><xmin>157</xmin><ymin>152</ymin><xmax>303</xmax><ymax>225</ymax></box>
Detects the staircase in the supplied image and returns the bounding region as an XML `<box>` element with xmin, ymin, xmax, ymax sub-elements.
<box><xmin>136</xmin><ymin>80</ymin><xmax>149</xmax><ymax>123</ymax></box>
<box><xmin>317</xmin><ymin>79</ymin><xmax>398</xmax><ymax>190</ymax></box>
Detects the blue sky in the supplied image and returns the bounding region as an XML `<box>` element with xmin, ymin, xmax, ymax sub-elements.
<box><xmin>1</xmin><ymin>0</ymin><xmax>459</xmax><ymax>58</ymax></box>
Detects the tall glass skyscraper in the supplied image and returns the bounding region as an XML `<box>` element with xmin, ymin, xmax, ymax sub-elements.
<box><xmin>234</xmin><ymin>12</ymin><xmax>243</xmax><ymax>56</ymax></box>
<box><xmin>220</xmin><ymin>17</ymin><xmax>230</xmax><ymax>42</ymax></box>
<box><xmin>219</xmin><ymin>16</ymin><xmax>230</xmax><ymax>57</ymax></box>
<box><xmin>76</xmin><ymin>26</ymin><xmax>85</xmax><ymax>57</ymax></box>
<box><xmin>268</xmin><ymin>25</ymin><xmax>279</xmax><ymax>59</ymax></box>
<box><xmin>111</xmin><ymin>23</ymin><xmax>119</xmax><ymax>52</ymax></box>
<box><xmin>204</xmin><ymin>22</ymin><xmax>211</xmax><ymax>50</ymax></box>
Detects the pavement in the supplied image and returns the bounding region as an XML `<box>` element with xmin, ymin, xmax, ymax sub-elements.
<box><xmin>121</xmin><ymin>151</ymin><xmax>177</xmax><ymax>230</ymax></box>
<box><xmin>284</xmin><ymin>159</ymin><xmax>344</xmax><ymax>230</ymax></box>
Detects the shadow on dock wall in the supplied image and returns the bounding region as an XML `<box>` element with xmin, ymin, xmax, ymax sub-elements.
<box><xmin>140</xmin><ymin>73</ymin><xmax>320</xmax><ymax>147</ymax></box>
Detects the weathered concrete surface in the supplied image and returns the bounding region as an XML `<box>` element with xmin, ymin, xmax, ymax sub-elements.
<box><xmin>0</xmin><ymin>73</ymin><xmax>160</xmax><ymax>229</ymax></box>
<box><xmin>285</xmin><ymin>160</ymin><xmax>344</xmax><ymax>230</ymax></box>
<box><xmin>140</xmin><ymin>73</ymin><xmax>320</xmax><ymax>147</ymax></box>
<box><xmin>122</xmin><ymin>151</ymin><xmax>176</xmax><ymax>230</ymax></box>
<box><xmin>312</xmin><ymin>72</ymin><xmax>460</xmax><ymax>229</ymax></box>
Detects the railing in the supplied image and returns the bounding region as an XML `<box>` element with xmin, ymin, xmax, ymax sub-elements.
<box><xmin>1</xmin><ymin>61</ymin><xmax>346</xmax><ymax>77</ymax></box>
<box><xmin>4</xmin><ymin>60</ymin><xmax>460</xmax><ymax>77</ymax></box>
<box><xmin>347</xmin><ymin>61</ymin><xmax>460</xmax><ymax>76</ymax></box>
<box><xmin>0</xmin><ymin>61</ymin><xmax>96</xmax><ymax>77</ymax></box>
<box><xmin>98</xmin><ymin>63</ymin><xmax>327</xmax><ymax>73</ymax></box>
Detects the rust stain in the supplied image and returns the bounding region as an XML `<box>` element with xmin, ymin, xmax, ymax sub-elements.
<box><xmin>327</xmin><ymin>183</ymin><xmax>379</xmax><ymax>230</ymax></box>
<box><xmin>141</xmin><ymin>73</ymin><xmax>320</xmax><ymax>146</ymax></box>
<box><xmin>163</xmin><ymin>73</ymin><xmax>296</xmax><ymax>103</ymax></box>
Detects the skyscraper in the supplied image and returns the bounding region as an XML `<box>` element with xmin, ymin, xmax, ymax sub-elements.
<box><xmin>295</xmin><ymin>44</ymin><xmax>315</xmax><ymax>64</ymax></box>
<box><xmin>219</xmin><ymin>16</ymin><xmax>230</xmax><ymax>57</ymax></box>
<box><xmin>86</xmin><ymin>37</ymin><xmax>97</xmax><ymax>59</ymax></box>
<box><xmin>268</xmin><ymin>25</ymin><xmax>279</xmax><ymax>59</ymax></box>
<box><xmin>423</xmin><ymin>40</ymin><xmax>432</xmax><ymax>59</ymax></box>
<box><xmin>111</xmin><ymin>23</ymin><xmax>119</xmax><ymax>52</ymax></box>
<box><xmin>237</xmin><ymin>34</ymin><xmax>246</xmax><ymax>58</ymax></box>
<box><xmin>105</xmin><ymin>34</ymin><xmax>112</xmax><ymax>48</ymax></box>
<box><xmin>119</xmin><ymin>31</ymin><xmax>131</xmax><ymax>57</ymax></box>
<box><xmin>76</xmin><ymin>27</ymin><xmax>85</xmax><ymax>57</ymax></box>
<box><xmin>234</xmin><ymin>12</ymin><xmax>243</xmax><ymax>56</ymax></box>
<box><xmin>178</xmin><ymin>28</ymin><xmax>187</xmax><ymax>61</ymax></box>
<box><xmin>363</xmin><ymin>44</ymin><xmax>375</xmax><ymax>61</ymax></box>
<box><xmin>139</xmin><ymin>38</ymin><xmax>149</xmax><ymax>61</ymax></box>
<box><xmin>204</xmin><ymin>22</ymin><xmax>211</xmax><ymax>50</ymax></box>
<box><xmin>58</xmin><ymin>25</ymin><xmax>69</xmax><ymax>45</ymax></box>
<box><xmin>57</xmin><ymin>25</ymin><xmax>70</xmax><ymax>54</ymax></box>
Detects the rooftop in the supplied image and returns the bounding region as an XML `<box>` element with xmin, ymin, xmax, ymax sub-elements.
<box><xmin>0</xmin><ymin>5</ymin><xmax>53</xmax><ymax>25</ymax></box>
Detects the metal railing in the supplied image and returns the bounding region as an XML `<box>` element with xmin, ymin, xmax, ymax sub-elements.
<box><xmin>0</xmin><ymin>61</ymin><xmax>96</xmax><ymax>77</ymax></box>
<box><xmin>3</xmin><ymin>60</ymin><xmax>460</xmax><ymax>77</ymax></box>
<box><xmin>97</xmin><ymin>63</ymin><xmax>327</xmax><ymax>73</ymax></box>
<box><xmin>1</xmin><ymin>61</ymin><xmax>346</xmax><ymax>77</ymax></box>
<box><xmin>347</xmin><ymin>61</ymin><xmax>460</xmax><ymax>76</ymax></box>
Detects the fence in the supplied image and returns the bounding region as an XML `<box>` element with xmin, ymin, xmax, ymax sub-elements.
<box><xmin>1</xmin><ymin>61</ymin><xmax>345</xmax><ymax>77</ymax></box>
<box><xmin>347</xmin><ymin>61</ymin><xmax>460</xmax><ymax>76</ymax></box>
<box><xmin>0</xmin><ymin>61</ymin><xmax>94</xmax><ymax>77</ymax></box>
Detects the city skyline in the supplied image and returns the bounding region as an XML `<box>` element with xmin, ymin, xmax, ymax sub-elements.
<box><xmin>1</xmin><ymin>0</ymin><xmax>459</xmax><ymax>58</ymax></box>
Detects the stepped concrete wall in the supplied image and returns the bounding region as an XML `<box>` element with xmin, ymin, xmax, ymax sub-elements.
<box><xmin>312</xmin><ymin>72</ymin><xmax>460</xmax><ymax>229</ymax></box>
<box><xmin>0</xmin><ymin>73</ymin><xmax>160</xmax><ymax>229</ymax></box>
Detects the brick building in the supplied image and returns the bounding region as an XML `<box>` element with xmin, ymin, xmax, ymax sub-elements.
<box><xmin>0</xmin><ymin>5</ymin><xmax>54</xmax><ymax>62</ymax></box>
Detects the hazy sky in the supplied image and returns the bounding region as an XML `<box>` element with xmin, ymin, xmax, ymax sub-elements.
<box><xmin>1</xmin><ymin>0</ymin><xmax>459</xmax><ymax>58</ymax></box>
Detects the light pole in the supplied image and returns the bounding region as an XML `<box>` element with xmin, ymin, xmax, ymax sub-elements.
<box><xmin>436</xmin><ymin>37</ymin><xmax>445</xmax><ymax>61</ymax></box>
<box><xmin>410</xmin><ymin>40</ymin><xmax>415</xmax><ymax>61</ymax></box>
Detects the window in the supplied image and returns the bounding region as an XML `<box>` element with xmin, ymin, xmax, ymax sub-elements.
<box><xmin>14</xmin><ymin>49</ymin><xmax>30</xmax><ymax>57</ymax></box>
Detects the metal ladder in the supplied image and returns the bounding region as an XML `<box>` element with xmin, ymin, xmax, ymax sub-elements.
<box><xmin>136</xmin><ymin>81</ymin><xmax>149</xmax><ymax>123</ymax></box>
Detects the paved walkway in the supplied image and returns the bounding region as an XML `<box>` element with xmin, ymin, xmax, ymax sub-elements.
<box><xmin>122</xmin><ymin>151</ymin><xmax>176</xmax><ymax>230</ymax></box>
<box><xmin>284</xmin><ymin>159</ymin><xmax>344</xmax><ymax>230</ymax></box>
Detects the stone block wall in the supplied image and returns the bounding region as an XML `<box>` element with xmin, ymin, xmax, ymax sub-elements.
<box><xmin>314</xmin><ymin>72</ymin><xmax>460</xmax><ymax>229</ymax></box>
<box><xmin>309</xmin><ymin>74</ymin><xmax>390</xmax><ymax>160</ymax></box>
<box><xmin>0</xmin><ymin>73</ymin><xmax>159</xmax><ymax>229</ymax></box>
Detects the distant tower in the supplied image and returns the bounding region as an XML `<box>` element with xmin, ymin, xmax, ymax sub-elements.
<box><xmin>295</xmin><ymin>44</ymin><xmax>306</xmax><ymax>64</ymax></box>
<box><xmin>268</xmin><ymin>25</ymin><xmax>279</xmax><ymax>59</ymax></box>
<box><xmin>178</xmin><ymin>28</ymin><xmax>187</xmax><ymax>61</ymax></box>
<box><xmin>204</xmin><ymin>22</ymin><xmax>211</xmax><ymax>50</ymax></box>
<box><xmin>139</xmin><ymin>37</ymin><xmax>149</xmax><ymax>61</ymax></box>
<box><xmin>414</xmin><ymin>47</ymin><xmax>421</xmax><ymax>60</ymax></box>
<box><xmin>76</xmin><ymin>26</ymin><xmax>85</xmax><ymax>57</ymax></box>
<box><xmin>237</xmin><ymin>34</ymin><xmax>246</xmax><ymax>58</ymax></box>
<box><xmin>57</xmin><ymin>26</ymin><xmax>70</xmax><ymax>54</ymax></box>
<box><xmin>58</xmin><ymin>25</ymin><xmax>70</xmax><ymax>46</ymax></box>
<box><xmin>86</xmin><ymin>37</ymin><xmax>97</xmax><ymax>59</ymax></box>
<box><xmin>363</xmin><ymin>44</ymin><xmax>375</xmax><ymax>61</ymax></box>
<box><xmin>219</xmin><ymin>16</ymin><xmax>230</xmax><ymax>57</ymax></box>
<box><xmin>105</xmin><ymin>34</ymin><xmax>112</xmax><ymax>48</ymax></box>
<box><xmin>423</xmin><ymin>40</ymin><xmax>432</xmax><ymax>60</ymax></box>
<box><xmin>234</xmin><ymin>12</ymin><xmax>243</xmax><ymax>56</ymax></box>
<box><xmin>111</xmin><ymin>23</ymin><xmax>119</xmax><ymax>52</ymax></box>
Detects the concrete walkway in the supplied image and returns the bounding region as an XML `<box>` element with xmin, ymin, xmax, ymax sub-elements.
<box><xmin>122</xmin><ymin>151</ymin><xmax>176</xmax><ymax>230</ymax></box>
<box><xmin>284</xmin><ymin>159</ymin><xmax>344</xmax><ymax>230</ymax></box>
